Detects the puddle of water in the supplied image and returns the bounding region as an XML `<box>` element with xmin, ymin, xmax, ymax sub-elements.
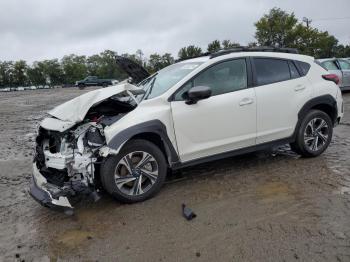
<box><xmin>56</xmin><ymin>229</ymin><xmax>92</xmax><ymax>248</ymax></box>
<box><xmin>256</xmin><ymin>182</ymin><xmax>292</xmax><ymax>201</ymax></box>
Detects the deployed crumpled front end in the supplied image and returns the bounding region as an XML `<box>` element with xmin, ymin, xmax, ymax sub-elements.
<box><xmin>29</xmin><ymin>83</ymin><xmax>143</xmax><ymax>213</ymax></box>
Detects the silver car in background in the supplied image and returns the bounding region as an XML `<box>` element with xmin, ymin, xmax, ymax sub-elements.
<box><xmin>317</xmin><ymin>58</ymin><xmax>350</xmax><ymax>91</ymax></box>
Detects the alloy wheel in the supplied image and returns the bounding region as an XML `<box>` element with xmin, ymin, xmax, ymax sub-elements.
<box><xmin>304</xmin><ymin>117</ymin><xmax>329</xmax><ymax>152</ymax></box>
<box><xmin>114</xmin><ymin>151</ymin><xmax>159</xmax><ymax>196</ymax></box>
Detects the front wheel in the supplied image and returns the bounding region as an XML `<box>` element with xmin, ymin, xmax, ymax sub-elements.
<box><xmin>100</xmin><ymin>139</ymin><xmax>167</xmax><ymax>203</ymax></box>
<box><xmin>290</xmin><ymin>110</ymin><xmax>333</xmax><ymax>157</ymax></box>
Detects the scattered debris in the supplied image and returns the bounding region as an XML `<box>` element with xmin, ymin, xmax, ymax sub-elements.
<box><xmin>182</xmin><ymin>204</ymin><xmax>197</xmax><ymax>221</ymax></box>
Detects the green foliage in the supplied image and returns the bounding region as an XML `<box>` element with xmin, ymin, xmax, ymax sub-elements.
<box><xmin>255</xmin><ymin>8</ymin><xmax>298</xmax><ymax>47</ymax></box>
<box><xmin>222</xmin><ymin>40</ymin><xmax>240</xmax><ymax>49</ymax></box>
<box><xmin>13</xmin><ymin>60</ymin><xmax>28</xmax><ymax>86</ymax></box>
<box><xmin>147</xmin><ymin>53</ymin><xmax>175</xmax><ymax>73</ymax></box>
<box><xmin>178</xmin><ymin>45</ymin><xmax>203</xmax><ymax>60</ymax></box>
<box><xmin>255</xmin><ymin>7</ymin><xmax>342</xmax><ymax>58</ymax></box>
<box><xmin>0</xmin><ymin>61</ymin><xmax>14</xmax><ymax>87</ymax></box>
<box><xmin>61</xmin><ymin>55</ymin><xmax>87</xmax><ymax>84</ymax></box>
<box><xmin>41</xmin><ymin>59</ymin><xmax>64</xmax><ymax>86</ymax></box>
<box><xmin>334</xmin><ymin>44</ymin><xmax>350</xmax><ymax>58</ymax></box>
<box><xmin>207</xmin><ymin>40</ymin><xmax>221</xmax><ymax>52</ymax></box>
<box><xmin>27</xmin><ymin>62</ymin><xmax>46</xmax><ymax>86</ymax></box>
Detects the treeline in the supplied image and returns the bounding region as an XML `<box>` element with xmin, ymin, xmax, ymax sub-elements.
<box><xmin>1</xmin><ymin>8</ymin><xmax>350</xmax><ymax>88</ymax></box>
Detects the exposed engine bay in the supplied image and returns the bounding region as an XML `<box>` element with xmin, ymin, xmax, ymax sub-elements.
<box><xmin>31</xmin><ymin>85</ymin><xmax>142</xmax><ymax>213</ymax></box>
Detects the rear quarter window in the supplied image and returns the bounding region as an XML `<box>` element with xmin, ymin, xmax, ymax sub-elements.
<box><xmin>295</xmin><ymin>61</ymin><xmax>311</xmax><ymax>76</ymax></box>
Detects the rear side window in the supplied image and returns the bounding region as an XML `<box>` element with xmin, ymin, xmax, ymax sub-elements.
<box><xmin>321</xmin><ymin>61</ymin><xmax>338</xmax><ymax>71</ymax></box>
<box><xmin>254</xmin><ymin>58</ymin><xmax>290</xmax><ymax>86</ymax></box>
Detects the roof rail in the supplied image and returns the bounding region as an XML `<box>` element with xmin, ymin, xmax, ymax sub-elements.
<box><xmin>175</xmin><ymin>46</ymin><xmax>299</xmax><ymax>62</ymax></box>
<box><xmin>209</xmin><ymin>46</ymin><xmax>299</xmax><ymax>58</ymax></box>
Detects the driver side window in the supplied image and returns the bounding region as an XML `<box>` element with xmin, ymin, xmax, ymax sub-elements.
<box><xmin>174</xmin><ymin>59</ymin><xmax>247</xmax><ymax>101</ymax></box>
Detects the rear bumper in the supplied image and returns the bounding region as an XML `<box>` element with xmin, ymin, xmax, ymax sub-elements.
<box><xmin>29</xmin><ymin>163</ymin><xmax>74</xmax><ymax>214</ymax></box>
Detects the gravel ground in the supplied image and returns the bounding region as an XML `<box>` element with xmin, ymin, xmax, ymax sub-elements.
<box><xmin>0</xmin><ymin>87</ymin><xmax>350</xmax><ymax>262</ymax></box>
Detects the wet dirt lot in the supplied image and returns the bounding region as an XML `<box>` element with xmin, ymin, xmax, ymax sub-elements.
<box><xmin>0</xmin><ymin>88</ymin><xmax>350</xmax><ymax>262</ymax></box>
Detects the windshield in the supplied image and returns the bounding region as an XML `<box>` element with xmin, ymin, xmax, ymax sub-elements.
<box><xmin>138</xmin><ymin>62</ymin><xmax>203</xmax><ymax>99</ymax></box>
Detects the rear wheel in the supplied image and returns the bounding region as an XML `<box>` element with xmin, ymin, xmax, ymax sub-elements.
<box><xmin>290</xmin><ymin>110</ymin><xmax>333</xmax><ymax>157</ymax></box>
<box><xmin>100</xmin><ymin>139</ymin><xmax>167</xmax><ymax>203</ymax></box>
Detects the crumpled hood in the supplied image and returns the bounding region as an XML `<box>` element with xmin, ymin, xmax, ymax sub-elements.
<box><xmin>49</xmin><ymin>83</ymin><xmax>140</xmax><ymax>123</ymax></box>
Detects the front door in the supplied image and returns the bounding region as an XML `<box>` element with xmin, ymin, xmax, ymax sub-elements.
<box><xmin>170</xmin><ymin>58</ymin><xmax>257</xmax><ymax>162</ymax></box>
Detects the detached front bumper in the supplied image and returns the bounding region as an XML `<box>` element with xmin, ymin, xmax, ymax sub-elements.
<box><xmin>29</xmin><ymin>163</ymin><xmax>74</xmax><ymax>214</ymax></box>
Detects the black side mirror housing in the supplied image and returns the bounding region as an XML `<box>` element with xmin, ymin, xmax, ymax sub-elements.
<box><xmin>184</xmin><ymin>86</ymin><xmax>212</xmax><ymax>105</ymax></box>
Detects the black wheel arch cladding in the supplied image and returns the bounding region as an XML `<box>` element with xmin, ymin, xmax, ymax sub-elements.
<box><xmin>298</xmin><ymin>94</ymin><xmax>338</xmax><ymax>124</ymax></box>
<box><xmin>107</xmin><ymin>120</ymin><xmax>179</xmax><ymax>166</ymax></box>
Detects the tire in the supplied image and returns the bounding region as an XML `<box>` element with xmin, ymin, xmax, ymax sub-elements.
<box><xmin>78</xmin><ymin>84</ymin><xmax>85</xmax><ymax>90</ymax></box>
<box><xmin>100</xmin><ymin>139</ymin><xmax>167</xmax><ymax>203</ymax></box>
<box><xmin>102</xmin><ymin>82</ymin><xmax>108</xmax><ymax>87</ymax></box>
<box><xmin>290</xmin><ymin>110</ymin><xmax>333</xmax><ymax>157</ymax></box>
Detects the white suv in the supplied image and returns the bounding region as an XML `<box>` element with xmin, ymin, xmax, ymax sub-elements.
<box><xmin>30</xmin><ymin>48</ymin><xmax>344</xmax><ymax>213</ymax></box>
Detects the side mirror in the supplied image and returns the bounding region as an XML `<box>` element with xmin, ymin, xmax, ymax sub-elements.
<box><xmin>184</xmin><ymin>86</ymin><xmax>212</xmax><ymax>105</ymax></box>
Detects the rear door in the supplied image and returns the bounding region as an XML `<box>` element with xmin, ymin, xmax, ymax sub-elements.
<box><xmin>252</xmin><ymin>58</ymin><xmax>313</xmax><ymax>144</ymax></box>
<box><xmin>337</xmin><ymin>59</ymin><xmax>350</xmax><ymax>87</ymax></box>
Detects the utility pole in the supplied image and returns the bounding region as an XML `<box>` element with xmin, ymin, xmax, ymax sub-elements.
<box><xmin>302</xmin><ymin>17</ymin><xmax>312</xmax><ymax>28</ymax></box>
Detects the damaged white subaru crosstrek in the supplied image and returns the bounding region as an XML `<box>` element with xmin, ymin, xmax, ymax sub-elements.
<box><xmin>30</xmin><ymin>47</ymin><xmax>344</xmax><ymax>213</ymax></box>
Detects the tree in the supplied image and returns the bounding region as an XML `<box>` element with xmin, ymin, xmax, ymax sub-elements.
<box><xmin>61</xmin><ymin>54</ymin><xmax>87</xmax><ymax>84</ymax></box>
<box><xmin>12</xmin><ymin>60</ymin><xmax>28</xmax><ymax>86</ymax></box>
<box><xmin>99</xmin><ymin>50</ymin><xmax>127</xmax><ymax>80</ymax></box>
<box><xmin>222</xmin><ymin>40</ymin><xmax>240</xmax><ymax>49</ymax></box>
<box><xmin>147</xmin><ymin>53</ymin><xmax>175</xmax><ymax>72</ymax></box>
<box><xmin>255</xmin><ymin>8</ymin><xmax>298</xmax><ymax>47</ymax></box>
<box><xmin>86</xmin><ymin>54</ymin><xmax>102</xmax><ymax>77</ymax></box>
<box><xmin>178</xmin><ymin>45</ymin><xmax>202</xmax><ymax>60</ymax></box>
<box><xmin>289</xmin><ymin>24</ymin><xmax>339</xmax><ymax>58</ymax></box>
<box><xmin>207</xmin><ymin>40</ymin><xmax>221</xmax><ymax>52</ymax></box>
<box><xmin>27</xmin><ymin>62</ymin><xmax>46</xmax><ymax>86</ymax></box>
<box><xmin>0</xmin><ymin>61</ymin><xmax>14</xmax><ymax>87</ymax></box>
<box><xmin>39</xmin><ymin>59</ymin><xmax>64</xmax><ymax>86</ymax></box>
<box><xmin>255</xmin><ymin>8</ymin><xmax>343</xmax><ymax>58</ymax></box>
<box><xmin>135</xmin><ymin>49</ymin><xmax>145</xmax><ymax>65</ymax></box>
<box><xmin>334</xmin><ymin>44</ymin><xmax>350</xmax><ymax>58</ymax></box>
<box><xmin>162</xmin><ymin>53</ymin><xmax>175</xmax><ymax>66</ymax></box>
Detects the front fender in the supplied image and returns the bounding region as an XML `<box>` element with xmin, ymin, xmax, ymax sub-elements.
<box><xmin>107</xmin><ymin>120</ymin><xmax>179</xmax><ymax>166</ymax></box>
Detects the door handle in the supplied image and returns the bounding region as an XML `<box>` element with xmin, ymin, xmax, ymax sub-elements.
<box><xmin>294</xmin><ymin>84</ymin><xmax>306</xmax><ymax>91</ymax></box>
<box><xmin>239</xmin><ymin>98</ymin><xmax>254</xmax><ymax>106</ymax></box>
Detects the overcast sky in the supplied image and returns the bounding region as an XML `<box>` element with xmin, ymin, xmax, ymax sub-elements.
<box><xmin>0</xmin><ymin>0</ymin><xmax>349</xmax><ymax>62</ymax></box>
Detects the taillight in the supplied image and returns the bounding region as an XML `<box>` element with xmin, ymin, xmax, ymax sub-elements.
<box><xmin>322</xmin><ymin>74</ymin><xmax>340</xmax><ymax>85</ymax></box>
